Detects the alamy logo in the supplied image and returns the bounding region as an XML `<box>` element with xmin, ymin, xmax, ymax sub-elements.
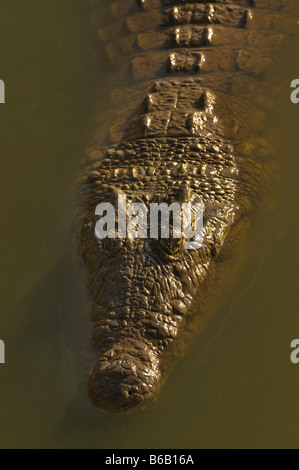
<box><xmin>94</xmin><ymin>194</ymin><xmax>205</xmax><ymax>250</ymax></box>
<box><xmin>0</xmin><ymin>79</ymin><xmax>5</xmax><ymax>104</ymax></box>
<box><xmin>290</xmin><ymin>79</ymin><xmax>299</xmax><ymax>104</ymax></box>
<box><xmin>290</xmin><ymin>339</ymin><xmax>299</xmax><ymax>364</ymax></box>
<box><xmin>0</xmin><ymin>339</ymin><xmax>5</xmax><ymax>364</ymax></box>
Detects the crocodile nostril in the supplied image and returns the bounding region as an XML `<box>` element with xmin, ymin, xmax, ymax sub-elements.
<box><xmin>105</xmin><ymin>358</ymin><xmax>136</xmax><ymax>378</ymax></box>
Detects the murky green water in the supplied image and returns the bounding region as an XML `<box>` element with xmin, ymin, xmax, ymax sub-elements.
<box><xmin>0</xmin><ymin>1</ymin><xmax>299</xmax><ymax>449</ymax></box>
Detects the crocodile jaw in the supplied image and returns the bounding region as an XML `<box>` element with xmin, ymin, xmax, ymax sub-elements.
<box><xmin>82</xmin><ymin>228</ymin><xmax>227</xmax><ymax>411</ymax></box>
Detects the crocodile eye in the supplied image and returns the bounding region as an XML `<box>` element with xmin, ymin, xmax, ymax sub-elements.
<box><xmin>102</xmin><ymin>237</ymin><xmax>124</xmax><ymax>257</ymax></box>
<box><xmin>159</xmin><ymin>236</ymin><xmax>185</xmax><ymax>255</ymax></box>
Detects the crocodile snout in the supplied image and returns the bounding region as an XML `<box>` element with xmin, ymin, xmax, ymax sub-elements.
<box><xmin>88</xmin><ymin>342</ymin><xmax>161</xmax><ymax>411</ymax></box>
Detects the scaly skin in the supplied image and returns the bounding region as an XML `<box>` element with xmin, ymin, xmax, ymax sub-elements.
<box><xmin>78</xmin><ymin>0</ymin><xmax>297</xmax><ymax>411</ymax></box>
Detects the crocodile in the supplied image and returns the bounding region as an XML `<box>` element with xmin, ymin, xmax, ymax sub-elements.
<box><xmin>78</xmin><ymin>0</ymin><xmax>297</xmax><ymax>411</ymax></box>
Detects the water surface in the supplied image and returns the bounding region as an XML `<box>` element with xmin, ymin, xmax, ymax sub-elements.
<box><xmin>0</xmin><ymin>0</ymin><xmax>298</xmax><ymax>449</ymax></box>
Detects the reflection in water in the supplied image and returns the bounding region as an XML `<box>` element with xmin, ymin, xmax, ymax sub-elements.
<box><xmin>0</xmin><ymin>0</ymin><xmax>298</xmax><ymax>448</ymax></box>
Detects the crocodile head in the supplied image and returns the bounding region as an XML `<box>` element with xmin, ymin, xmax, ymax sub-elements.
<box><xmin>80</xmin><ymin>137</ymin><xmax>238</xmax><ymax>411</ymax></box>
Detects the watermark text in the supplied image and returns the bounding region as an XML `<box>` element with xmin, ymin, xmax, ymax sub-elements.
<box><xmin>0</xmin><ymin>79</ymin><xmax>4</xmax><ymax>104</ymax></box>
<box><xmin>290</xmin><ymin>79</ymin><xmax>299</xmax><ymax>104</ymax></box>
<box><xmin>290</xmin><ymin>339</ymin><xmax>299</xmax><ymax>364</ymax></box>
<box><xmin>95</xmin><ymin>194</ymin><xmax>205</xmax><ymax>250</ymax></box>
<box><xmin>0</xmin><ymin>339</ymin><xmax>5</xmax><ymax>364</ymax></box>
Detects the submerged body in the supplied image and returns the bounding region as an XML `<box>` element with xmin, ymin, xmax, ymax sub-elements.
<box><xmin>79</xmin><ymin>0</ymin><xmax>297</xmax><ymax>411</ymax></box>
